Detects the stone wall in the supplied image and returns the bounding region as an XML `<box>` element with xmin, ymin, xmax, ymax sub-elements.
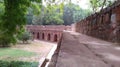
<box><xmin>74</xmin><ymin>2</ymin><xmax>120</xmax><ymax>43</ymax></box>
<box><xmin>26</xmin><ymin>25</ymin><xmax>71</xmax><ymax>42</ymax></box>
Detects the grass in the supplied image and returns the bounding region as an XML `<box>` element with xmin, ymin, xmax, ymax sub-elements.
<box><xmin>0</xmin><ymin>48</ymin><xmax>38</xmax><ymax>67</ymax></box>
<box><xmin>0</xmin><ymin>48</ymin><xmax>36</xmax><ymax>61</ymax></box>
<box><xmin>0</xmin><ymin>60</ymin><xmax>38</xmax><ymax>67</ymax></box>
<box><xmin>0</xmin><ymin>40</ymin><xmax>55</xmax><ymax>67</ymax></box>
<box><xmin>0</xmin><ymin>48</ymin><xmax>36</xmax><ymax>57</ymax></box>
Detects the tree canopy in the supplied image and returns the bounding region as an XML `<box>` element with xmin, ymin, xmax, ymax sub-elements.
<box><xmin>0</xmin><ymin>0</ymin><xmax>41</xmax><ymax>47</ymax></box>
<box><xmin>29</xmin><ymin>3</ymin><xmax>91</xmax><ymax>25</ymax></box>
<box><xmin>32</xmin><ymin>4</ymin><xmax>64</xmax><ymax>25</ymax></box>
<box><xmin>89</xmin><ymin>0</ymin><xmax>115</xmax><ymax>12</ymax></box>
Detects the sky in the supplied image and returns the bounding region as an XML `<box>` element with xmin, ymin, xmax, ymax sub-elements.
<box><xmin>43</xmin><ymin>0</ymin><xmax>90</xmax><ymax>9</ymax></box>
<box><xmin>71</xmin><ymin>0</ymin><xmax>90</xmax><ymax>9</ymax></box>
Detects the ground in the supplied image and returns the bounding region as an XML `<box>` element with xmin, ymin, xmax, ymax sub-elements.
<box><xmin>49</xmin><ymin>31</ymin><xmax>120</xmax><ymax>67</ymax></box>
<box><xmin>0</xmin><ymin>40</ymin><xmax>56</xmax><ymax>62</ymax></box>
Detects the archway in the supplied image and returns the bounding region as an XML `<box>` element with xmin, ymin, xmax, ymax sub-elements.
<box><xmin>47</xmin><ymin>34</ymin><xmax>51</xmax><ymax>41</ymax></box>
<box><xmin>32</xmin><ymin>32</ymin><xmax>34</xmax><ymax>35</ymax></box>
<box><xmin>32</xmin><ymin>32</ymin><xmax>35</xmax><ymax>39</ymax></box>
<box><xmin>42</xmin><ymin>33</ymin><xmax>44</xmax><ymax>40</ymax></box>
<box><xmin>37</xmin><ymin>32</ymin><xmax>40</xmax><ymax>39</ymax></box>
<box><xmin>54</xmin><ymin>34</ymin><xmax>58</xmax><ymax>42</ymax></box>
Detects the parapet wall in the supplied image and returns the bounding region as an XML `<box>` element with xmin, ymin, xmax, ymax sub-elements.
<box><xmin>26</xmin><ymin>25</ymin><xmax>71</xmax><ymax>31</ymax></box>
<box><xmin>74</xmin><ymin>2</ymin><xmax>120</xmax><ymax>43</ymax></box>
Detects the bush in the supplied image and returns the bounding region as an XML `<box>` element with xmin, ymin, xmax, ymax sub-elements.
<box><xmin>17</xmin><ymin>31</ymin><xmax>32</xmax><ymax>43</ymax></box>
<box><xmin>0</xmin><ymin>33</ymin><xmax>16</xmax><ymax>47</ymax></box>
<box><xmin>0</xmin><ymin>60</ymin><xmax>38</xmax><ymax>67</ymax></box>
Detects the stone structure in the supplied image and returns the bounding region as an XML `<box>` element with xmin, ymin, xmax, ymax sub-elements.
<box><xmin>26</xmin><ymin>25</ymin><xmax>71</xmax><ymax>42</ymax></box>
<box><xmin>73</xmin><ymin>1</ymin><xmax>120</xmax><ymax>43</ymax></box>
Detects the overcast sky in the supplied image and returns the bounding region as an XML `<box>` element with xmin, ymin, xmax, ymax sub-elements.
<box><xmin>43</xmin><ymin>0</ymin><xmax>90</xmax><ymax>9</ymax></box>
<box><xmin>71</xmin><ymin>0</ymin><xmax>89</xmax><ymax>9</ymax></box>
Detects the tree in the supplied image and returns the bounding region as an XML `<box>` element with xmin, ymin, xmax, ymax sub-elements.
<box><xmin>32</xmin><ymin>4</ymin><xmax>64</xmax><ymax>25</ymax></box>
<box><xmin>89</xmin><ymin>0</ymin><xmax>115</xmax><ymax>12</ymax></box>
<box><xmin>63</xmin><ymin>3</ymin><xmax>74</xmax><ymax>25</ymax></box>
<box><xmin>63</xmin><ymin>3</ymin><xmax>91</xmax><ymax>25</ymax></box>
<box><xmin>32</xmin><ymin>2</ymin><xmax>91</xmax><ymax>25</ymax></box>
<box><xmin>17</xmin><ymin>31</ymin><xmax>32</xmax><ymax>44</ymax></box>
<box><xmin>0</xmin><ymin>0</ymin><xmax>41</xmax><ymax>47</ymax></box>
<box><xmin>0</xmin><ymin>0</ymin><xmax>4</xmax><ymax>22</ymax></box>
<box><xmin>26</xmin><ymin>8</ymin><xmax>33</xmax><ymax>25</ymax></box>
<box><xmin>73</xmin><ymin>9</ymin><xmax>91</xmax><ymax>23</ymax></box>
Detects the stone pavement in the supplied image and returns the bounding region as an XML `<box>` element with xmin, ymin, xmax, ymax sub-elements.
<box><xmin>48</xmin><ymin>31</ymin><xmax>120</xmax><ymax>67</ymax></box>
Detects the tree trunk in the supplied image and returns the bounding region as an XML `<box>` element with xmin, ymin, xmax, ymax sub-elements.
<box><xmin>100</xmin><ymin>0</ymin><xmax>106</xmax><ymax>11</ymax></box>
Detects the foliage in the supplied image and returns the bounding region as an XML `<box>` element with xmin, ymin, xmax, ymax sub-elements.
<box><xmin>63</xmin><ymin>3</ymin><xmax>92</xmax><ymax>25</ymax></box>
<box><xmin>31</xmin><ymin>3</ymin><xmax>91</xmax><ymax>25</ymax></box>
<box><xmin>89</xmin><ymin>0</ymin><xmax>115</xmax><ymax>12</ymax></box>
<box><xmin>0</xmin><ymin>1</ymin><xmax>4</xmax><ymax>21</ymax></box>
<box><xmin>0</xmin><ymin>0</ymin><xmax>41</xmax><ymax>47</ymax></box>
<box><xmin>17</xmin><ymin>31</ymin><xmax>32</xmax><ymax>43</ymax></box>
<box><xmin>73</xmin><ymin>9</ymin><xmax>91</xmax><ymax>23</ymax></box>
<box><xmin>32</xmin><ymin>4</ymin><xmax>64</xmax><ymax>25</ymax></box>
<box><xmin>26</xmin><ymin>8</ymin><xmax>34</xmax><ymax>25</ymax></box>
<box><xmin>0</xmin><ymin>60</ymin><xmax>38</xmax><ymax>67</ymax></box>
<box><xmin>63</xmin><ymin>3</ymin><xmax>74</xmax><ymax>25</ymax></box>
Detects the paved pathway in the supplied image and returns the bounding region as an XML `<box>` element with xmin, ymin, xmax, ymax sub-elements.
<box><xmin>49</xmin><ymin>31</ymin><xmax>120</xmax><ymax>67</ymax></box>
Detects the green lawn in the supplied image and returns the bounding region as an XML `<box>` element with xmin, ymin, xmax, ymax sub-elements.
<box><xmin>0</xmin><ymin>48</ymin><xmax>38</xmax><ymax>67</ymax></box>
<box><xmin>0</xmin><ymin>48</ymin><xmax>36</xmax><ymax>57</ymax></box>
<box><xmin>0</xmin><ymin>48</ymin><xmax>36</xmax><ymax>61</ymax></box>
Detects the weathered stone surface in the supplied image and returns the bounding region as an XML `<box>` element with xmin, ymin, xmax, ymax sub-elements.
<box><xmin>49</xmin><ymin>31</ymin><xmax>120</xmax><ymax>67</ymax></box>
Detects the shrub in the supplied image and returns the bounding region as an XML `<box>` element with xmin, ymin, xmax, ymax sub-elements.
<box><xmin>17</xmin><ymin>31</ymin><xmax>32</xmax><ymax>43</ymax></box>
<box><xmin>0</xmin><ymin>33</ymin><xmax>16</xmax><ymax>47</ymax></box>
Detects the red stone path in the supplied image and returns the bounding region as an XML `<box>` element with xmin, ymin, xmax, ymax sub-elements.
<box><xmin>49</xmin><ymin>31</ymin><xmax>120</xmax><ymax>67</ymax></box>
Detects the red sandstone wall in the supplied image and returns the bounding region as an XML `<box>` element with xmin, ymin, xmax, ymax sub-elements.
<box><xmin>26</xmin><ymin>25</ymin><xmax>71</xmax><ymax>31</ymax></box>
<box><xmin>26</xmin><ymin>25</ymin><xmax>71</xmax><ymax>42</ymax></box>
<box><xmin>74</xmin><ymin>2</ymin><xmax>120</xmax><ymax>43</ymax></box>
